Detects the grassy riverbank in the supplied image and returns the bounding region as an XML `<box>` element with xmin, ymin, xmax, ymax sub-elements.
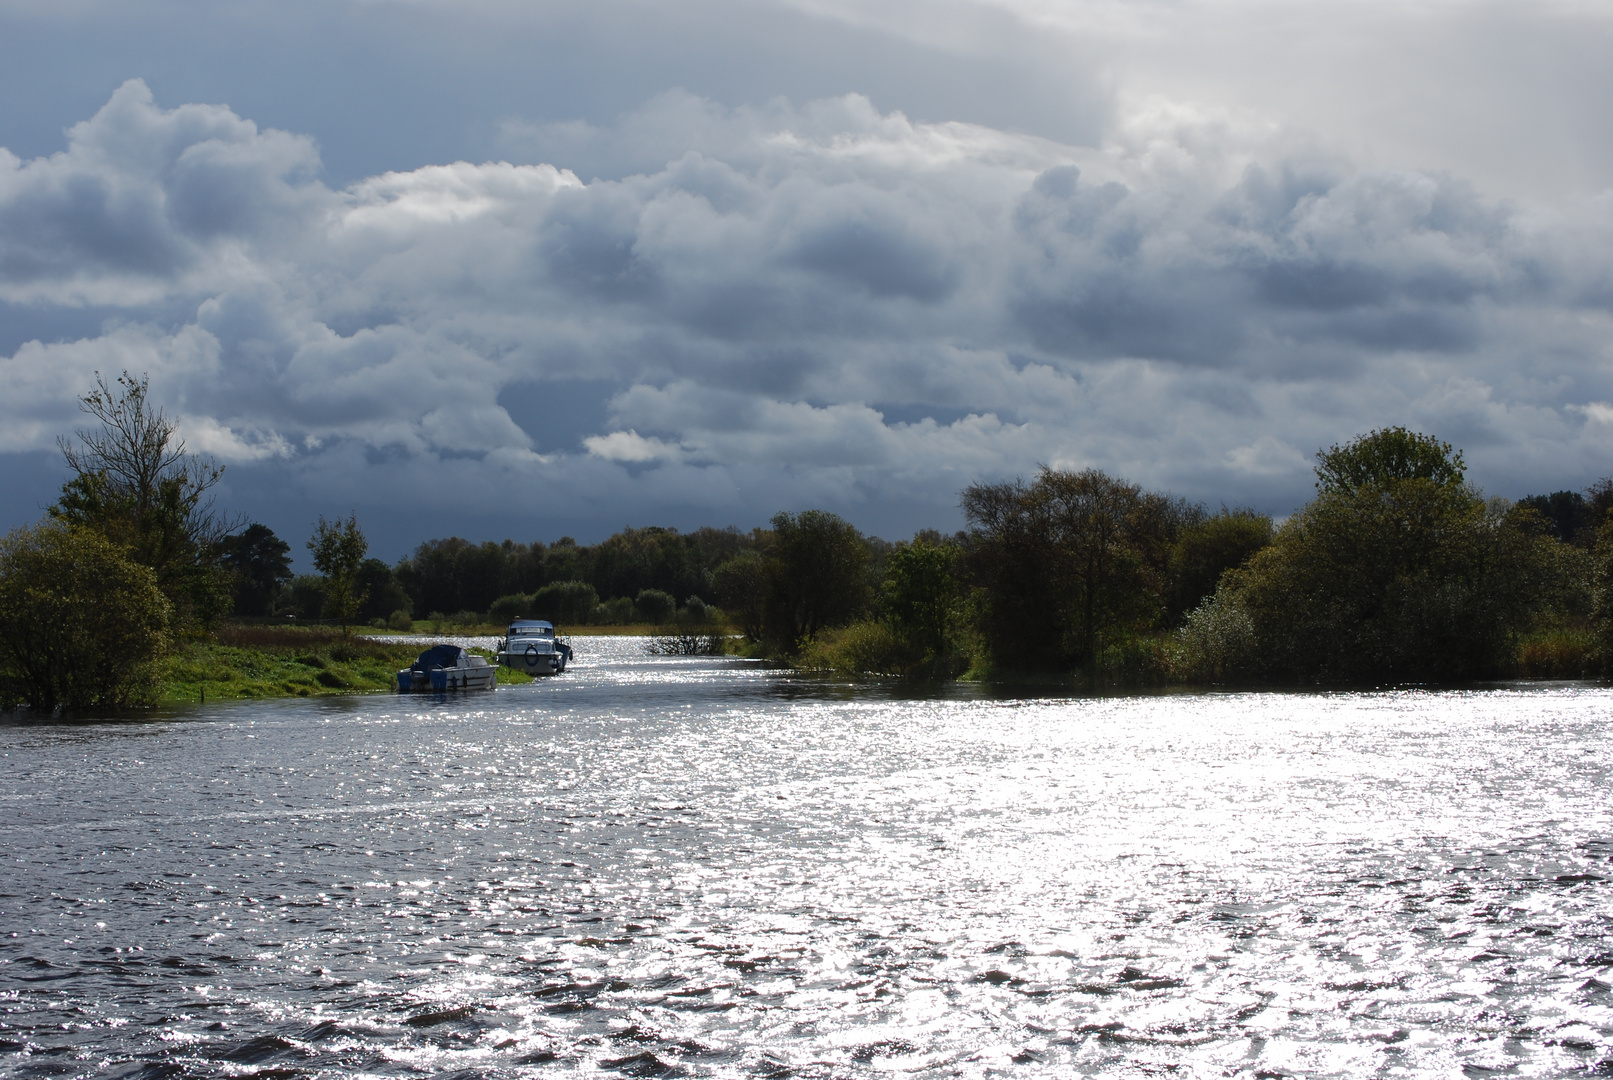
<box><xmin>383</xmin><ymin>619</ymin><xmax>722</xmax><ymax>637</ymax></box>
<box><xmin>789</xmin><ymin>617</ymin><xmax>1606</xmax><ymax>685</ymax></box>
<box><xmin>160</xmin><ymin>626</ymin><xmax>532</xmax><ymax>703</ymax></box>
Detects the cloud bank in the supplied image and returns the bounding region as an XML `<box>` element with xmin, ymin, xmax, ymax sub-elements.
<box><xmin>3</xmin><ymin>79</ymin><xmax>1612</xmax><ymax>550</ymax></box>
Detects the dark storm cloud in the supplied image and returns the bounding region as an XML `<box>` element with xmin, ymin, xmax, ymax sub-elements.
<box><xmin>2</xmin><ymin>79</ymin><xmax>1612</xmax><ymax>549</ymax></box>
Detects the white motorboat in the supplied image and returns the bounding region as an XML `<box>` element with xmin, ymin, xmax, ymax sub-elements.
<box><xmin>497</xmin><ymin>619</ymin><xmax>572</xmax><ymax>676</ymax></box>
<box><xmin>397</xmin><ymin>644</ymin><xmax>498</xmax><ymax>692</ymax></box>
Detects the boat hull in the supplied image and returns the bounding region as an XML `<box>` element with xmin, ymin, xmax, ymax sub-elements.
<box><xmin>499</xmin><ymin>636</ymin><xmax>571</xmax><ymax>676</ymax></box>
<box><xmin>396</xmin><ymin>662</ymin><xmax>498</xmax><ymax>692</ymax></box>
<box><xmin>499</xmin><ymin>647</ymin><xmax>565</xmax><ymax>675</ymax></box>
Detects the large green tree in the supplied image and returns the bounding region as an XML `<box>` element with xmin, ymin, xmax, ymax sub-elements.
<box><xmin>531</xmin><ymin>580</ymin><xmax>599</xmax><ymax>625</ymax></box>
<box><xmin>712</xmin><ymin>548</ymin><xmax>769</xmax><ymax>643</ymax></box>
<box><xmin>1225</xmin><ymin>431</ymin><xmax>1556</xmax><ymax>682</ymax></box>
<box><xmin>961</xmin><ymin>468</ymin><xmax>1189</xmax><ymax>672</ymax></box>
<box><xmin>356</xmin><ymin>558</ymin><xmax>412</xmax><ymax>623</ymax></box>
<box><xmin>1314</xmin><ymin>426</ymin><xmax>1466</xmax><ymax>492</ymax></box>
<box><xmin>881</xmin><ymin>538</ymin><xmax>959</xmax><ymax>663</ymax></box>
<box><xmin>763</xmin><ymin>510</ymin><xmax>872</xmax><ymax>651</ymax></box>
<box><xmin>308</xmin><ymin>515</ymin><xmax>369</xmax><ymax>633</ymax></box>
<box><xmin>0</xmin><ymin>523</ymin><xmax>172</xmax><ymax>708</ymax></box>
<box><xmin>217</xmin><ymin>523</ymin><xmax>292</xmax><ymax>616</ymax></box>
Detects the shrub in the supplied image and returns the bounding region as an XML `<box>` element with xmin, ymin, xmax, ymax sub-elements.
<box><xmin>635</xmin><ymin>588</ymin><xmax>676</xmax><ymax>625</ymax></box>
<box><xmin>1515</xmin><ymin>626</ymin><xmax>1598</xmax><ymax>678</ymax></box>
<box><xmin>213</xmin><ymin>625</ymin><xmax>406</xmax><ymax>658</ymax></box>
<box><xmin>797</xmin><ymin>620</ymin><xmax>919</xmax><ymax>675</ymax></box>
<box><xmin>593</xmin><ymin>596</ymin><xmax>636</xmax><ymax>625</ymax></box>
<box><xmin>1172</xmin><ymin>587</ymin><xmax>1256</xmax><ymax>682</ymax></box>
<box><xmin>532</xmin><ymin>580</ymin><xmax>598</xmax><ymax>625</ymax></box>
<box><xmin>1092</xmin><ymin>635</ymin><xmax>1171</xmax><ymax>686</ymax></box>
<box><xmin>387</xmin><ymin>609</ymin><xmax>414</xmax><ymax>631</ymax></box>
<box><xmin>646</xmin><ymin>632</ymin><xmax>727</xmax><ymax>655</ymax></box>
<box><xmin>0</xmin><ymin>522</ymin><xmax>172</xmax><ymax>708</ymax></box>
<box><xmin>488</xmin><ymin>592</ymin><xmax>534</xmax><ymax>625</ymax></box>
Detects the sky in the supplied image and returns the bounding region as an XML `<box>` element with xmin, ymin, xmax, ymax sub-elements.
<box><xmin>2</xmin><ymin>0</ymin><xmax>1612</xmax><ymax>562</ymax></box>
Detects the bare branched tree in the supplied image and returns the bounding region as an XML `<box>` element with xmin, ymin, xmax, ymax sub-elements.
<box><xmin>52</xmin><ymin>372</ymin><xmax>238</xmax><ymax>630</ymax></box>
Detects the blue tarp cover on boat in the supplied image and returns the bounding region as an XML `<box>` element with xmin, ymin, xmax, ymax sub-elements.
<box><xmin>412</xmin><ymin>644</ymin><xmax>465</xmax><ymax>672</ymax></box>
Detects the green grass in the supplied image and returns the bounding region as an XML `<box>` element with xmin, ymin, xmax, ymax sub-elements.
<box><xmin>1513</xmin><ymin>622</ymin><xmax>1600</xmax><ymax>679</ymax></box>
<box><xmin>160</xmin><ymin>625</ymin><xmax>533</xmax><ymax>703</ymax></box>
<box><xmin>381</xmin><ymin>619</ymin><xmax>730</xmax><ymax>637</ymax></box>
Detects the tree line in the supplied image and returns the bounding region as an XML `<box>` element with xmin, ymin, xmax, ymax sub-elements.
<box><xmin>223</xmin><ymin>523</ymin><xmax>761</xmax><ymax>630</ymax></box>
<box><xmin>3</xmin><ymin>372</ymin><xmax>1611</xmax><ymax>707</ymax></box>
<box><xmin>716</xmin><ymin>428</ymin><xmax>1613</xmax><ymax>685</ymax></box>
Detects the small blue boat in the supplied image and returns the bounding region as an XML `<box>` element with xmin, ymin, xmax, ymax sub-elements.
<box><xmin>397</xmin><ymin>644</ymin><xmax>498</xmax><ymax>692</ymax></box>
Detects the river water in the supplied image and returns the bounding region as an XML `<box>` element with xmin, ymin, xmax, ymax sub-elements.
<box><xmin>2</xmin><ymin>638</ymin><xmax>1611</xmax><ymax>1078</ymax></box>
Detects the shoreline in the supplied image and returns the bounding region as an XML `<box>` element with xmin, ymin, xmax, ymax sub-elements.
<box><xmin>159</xmin><ymin>628</ymin><xmax>535</xmax><ymax>704</ymax></box>
<box><xmin>356</xmin><ymin>623</ymin><xmax>729</xmax><ymax>638</ymax></box>
<box><xmin>157</xmin><ymin>624</ymin><xmax>728</xmax><ymax>705</ymax></box>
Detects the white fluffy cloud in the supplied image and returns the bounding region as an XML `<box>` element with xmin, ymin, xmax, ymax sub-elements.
<box><xmin>3</xmin><ymin>79</ymin><xmax>1612</xmax><ymax>545</ymax></box>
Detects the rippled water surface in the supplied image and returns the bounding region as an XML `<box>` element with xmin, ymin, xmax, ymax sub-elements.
<box><xmin>3</xmin><ymin>639</ymin><xmax>1612</xmax><ymax>1078</ymax></box>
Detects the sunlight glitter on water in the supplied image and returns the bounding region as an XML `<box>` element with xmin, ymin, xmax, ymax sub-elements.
<box><xmin>1</xmin><ymin>646</ymin><xmax>1611</xmax><ymax>1076</ymax></box>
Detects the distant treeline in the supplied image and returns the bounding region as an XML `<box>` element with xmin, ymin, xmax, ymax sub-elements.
<box><xmin>4</xmin><ymin>370</ymin><xmax>1611</xmax><ymax>708</ymax></box>
<box><xmin>224</xmin><ymin>426</ymin><xmax>1613</xmax><ymax>686</ymax></box>
<box><xmin>226</xmin><ymin>525</ymin><xmax>765</xmax><ymax>629</ymax></box>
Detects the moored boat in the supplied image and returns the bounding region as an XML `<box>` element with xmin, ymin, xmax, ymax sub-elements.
<box><xmin>498</xmin><ymin>619</ymin><xmax>572</xmax><ymax>676</ymax></box>
<box><xmin>397</xmin><ymin>644</ymin><xmax>498</xmax><ymax>692</ymax></box>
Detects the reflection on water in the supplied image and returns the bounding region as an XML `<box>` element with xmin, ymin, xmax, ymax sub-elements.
<box><xmin>2</xmin><ymin>637</ymin><xmax>1611</xmax><ymax>1077</ymax></box>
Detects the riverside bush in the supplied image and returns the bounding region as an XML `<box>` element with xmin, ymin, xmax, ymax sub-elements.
<box><xmin>531</xmin><ymin>580</ymin><xmax>598</xmax><ymax>625</ymax></box>
<box><xmin>634</xmin><ymin>589</ymin><xmax>676</xmax><ymax>625</ymax></box>
<box><xmin>487</xmin><ymin>593</ymin><xmax>532</xmax><ymax>625</ymax></box>
<box><xmin>1514</xmin><ymin>625</ymin><xmax>1598</xmax><ymax>678</ymax></box>
<box><xmin>1092</xmin><ymin>635</ymin><xmax>1171</xmax><ymax>686</ymax></box>
<box><xmin>797</xmin><ymin>620</ymin><xmax>917</xmax><ymax>675</ymax></box>
<box><xmin>1172</xmin><ymin>586</ymin><xmax>1257</xmax><ymax>682</ymax></box>
<box><xmin>593</xmin><ymin>596</ymin><xmax>636</xmax><ymax>625</ymax></box>
<box><xmin>0</xmin><ymin>523</ymin><xmax>172</xmax><ymax>708</ymax></box>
